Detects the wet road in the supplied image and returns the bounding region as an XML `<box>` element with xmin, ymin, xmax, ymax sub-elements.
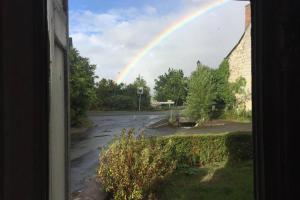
<box><xmin>71</xmin><ymin>111</ymin><xmax>177</xmax><ymax>193</ymax></box>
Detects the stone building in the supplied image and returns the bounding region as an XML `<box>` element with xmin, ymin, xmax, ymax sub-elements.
<box><xmin>227</xmin><ymin>4</ymin><xmax>252</xmax><ymax>111</ymax></box>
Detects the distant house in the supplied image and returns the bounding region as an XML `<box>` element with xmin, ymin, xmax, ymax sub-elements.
<box><xmin>226</xmin><ymin>4</ymin><xmax>252</xmax><ymax>111</ymax></box>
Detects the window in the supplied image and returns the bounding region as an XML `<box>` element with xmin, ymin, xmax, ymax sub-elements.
<box><xmin>2</xmin><ymin>0</ymin><xmax>299</xmax><ymax>200</ymax></box>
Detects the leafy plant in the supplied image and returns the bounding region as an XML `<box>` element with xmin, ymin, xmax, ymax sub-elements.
<box><xmin>98</xmin><ymin>131</ymin><xmax>252</xmax><ymax>199</ymax></box>
<box><xmin>97</xmin><ymin>129</ymin><xmax>176</xmax><ymax>200</ymax></box>
<box><xmin>69</xmin><ymin>47</ymin><xmax>97</xmax><ymax>127</ymax></box>
<box><xmin>185</xmin><ymin>63</ymin><xmax>217</xmax><ymax>122</ymax></box>
<box><xmin>212</xmin><ymin>59</ymin><xmax>236</xmax><ymax>117</ymax></box>
<box><xmin>222</xmin><ymin>109</ymin><xmax>252</xmax><ymax>122</ymax></box>
<box><xmin>154</xmin><ymin>68</ymin><xmax>188</xmax><ymax>106</ymax></box>
<box><xmin>185</xmin><ymin>60</ymin><xmax>249</xmax><ymax>123</ymax></box>
<box><xmin>94</xmin><ymin>76</ymin><xmax>152</xmax><ymax>111</ymax></box>
<box><xmin>159</xmin><ymin>132</ymin><xmax>253</xmax><ymax>167</ymax></box>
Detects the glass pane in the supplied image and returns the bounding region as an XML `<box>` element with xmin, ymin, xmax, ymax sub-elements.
<box><xmin>69</xmin><ymin>1</ymin><xmax>253</xmax><ymax>199</ymax></box>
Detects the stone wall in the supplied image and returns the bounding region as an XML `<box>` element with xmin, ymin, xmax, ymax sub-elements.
<box><xmin>245</xmin><ymin>4</ymin><xmax>251</xmax><ymax>31</ymax></box>
<box><xmin>228</xmin><ymin>25</ymin><xmax>252</xmax><ymax>111</ymax></box>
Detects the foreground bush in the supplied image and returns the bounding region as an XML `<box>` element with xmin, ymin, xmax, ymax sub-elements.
<box><xmin>97</xmin><ymin>129</ymin><xmax>176</xmax><ymax>200</ymax></box>
<box><xmin>98</xmin><ymin>131</ymin><xmax>252</xmax><ymax>199</ymax></box>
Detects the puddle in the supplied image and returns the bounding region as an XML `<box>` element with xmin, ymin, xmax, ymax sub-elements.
<box><xmin>94</xmin><ymin>135</ymin><xmax>110</xmax><ymax>138</ymax></box>
<box><xmin>179</xmin><ymin>122</ymin><xmax>196</xmax><ymax>127</ymax></box>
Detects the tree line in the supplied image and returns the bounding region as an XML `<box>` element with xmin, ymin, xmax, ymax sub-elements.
<box><xmin>92</xmin><ymin>76</ymin><xmax>151</xmax><ymax>111</ymax></box>
<box><xmin>153</xmin><ymin>61</ymin><xmax>247</xmax><ymax>122</ymax></box>
<box><xmin>70</xmin><ymin>47</ymin><xmax>247</xmax><ymax>127</ymax></box>
<box><xmin>70</xmin><ymin>47</ymin><xmax>151</xmax><ymax>127</ymax></box>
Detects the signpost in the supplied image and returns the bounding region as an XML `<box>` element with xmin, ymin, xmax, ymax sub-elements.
<box><xmin>167</xmin><ymin>100</ymin><xmax>173</xmax><ymax>119</ymax></box>
<box><xmin>151</xmin><ymin>100</ymin><xmax>175</xmax><ymax>119</ymax></box>
<box><xmin>137</xmin><ymin>87</ymin><xmax>143</xmax><ymax>111</ymax></box>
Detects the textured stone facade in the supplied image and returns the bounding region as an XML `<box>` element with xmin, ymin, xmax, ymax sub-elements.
<box><xmin>228</xmin><ymin>24</ymin><xmax>252</xmax><ymax>111</ymax></box>
<box><xmin>245</xmin><ymin>4</ymin><xmax>251</xmax><ymax>30</ymax></box>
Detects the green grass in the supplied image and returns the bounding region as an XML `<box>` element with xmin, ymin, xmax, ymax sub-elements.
<box><xmin>220</xmin><ymin>110</ymin><xmax>252</xmax><ymax>123</ymax></box>
<box><xmin>156</xmin><ymin>160</ymin><xmax>254</xmax><ymax>200</ymax></box>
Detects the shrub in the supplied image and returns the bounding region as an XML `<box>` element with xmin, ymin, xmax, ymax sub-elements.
<box><xmin>70</xmin><ymin>107</ymin><xmax>92</xmax><ymax>128</ymax></box>
<box><xmin>222</xmin><ymin>109</ymin><xmax>252</xmax><ymax>122</ymax></box>
<box><xmin>159</xmin><ymin>132</ymin><xmax>253</xmax><ymax>166</ymax></box>
<box><xmin>185</xmin><ymin>64</ymin><xmax>216</xmax><ymax>122</ymax></box>
<box><xmin>98</xmin><ymin>131</ymin><xmax>253</xmax><ymax>199</ymax></box>
<box><xmin>185</xmin><ymin>60</ymin><xmax>249</xmax><ymax>123</ymax></box>
<box><xmin>97</xmin><ymin>129</ymin><xmax>176</xmax><ymax>200</ymax></box>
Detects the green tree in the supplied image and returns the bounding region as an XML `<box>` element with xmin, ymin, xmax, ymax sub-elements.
<box><xmin>212</xmin><ymin>59</ymin><xmax>236</xmax><ymax>117</ymax></box>
<box><xmin>154</xmin><ymin>68</ymin><xmax>188</xmax><ymax>106</ymax></box>
<box><xmin>185</xmin><ymin>63</ymin><xmax>216</xmax><ymax>122</ymax></box>
<box><xmin>94</xmin><ymin>79</ymin><xmax>123</xmax><ymax>109</ymax></box>
<box><xmin>185</xmin><ymin>60</ymin><xmax>247</xmax><ymax>122</ymax></box>
<box><xmin>94</xmin><ymin>76</ymin><xmax>151</xmax><ymax>111</ymax></box>
<box><xmin>213</xmin><ymin>59</ymin><xmax>248</xmax><ymax>115</ymax></box>
<box><xmin>69</xmin><ymin>47</ymin><xmax>97</xmax><ymax>127</ymax></box>
<box><xmin>133</xmin><ymin>75</ymin><xmax>151</xmax><ymax>109</ymax></box>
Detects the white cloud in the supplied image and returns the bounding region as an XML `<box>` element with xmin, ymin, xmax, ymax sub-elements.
<box><xmin>144</xmin><ymin>5</ymin><xmax>157</xmax><ymax>15</ymax></box>
<box><xmin>70</xmin><ymin>1</ymin><xmax>249</xmax><ymax>90</ymax></box>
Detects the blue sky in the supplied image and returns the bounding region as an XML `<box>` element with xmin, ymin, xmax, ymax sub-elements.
<box><xmin>70</xmin><ymin>0</ymin><xmax>183</xmax><ymax>14</ymax></box>
<box><xmin>69</xmin><ymin>0</ymin><xmax>249</xmax><ymax>88</ymax></box>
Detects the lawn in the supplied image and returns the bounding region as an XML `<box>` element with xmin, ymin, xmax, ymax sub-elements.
<box><xmin>156</xmin><ymin>160</ymin><xmax>254</xmax><ymax>200</ymax></box>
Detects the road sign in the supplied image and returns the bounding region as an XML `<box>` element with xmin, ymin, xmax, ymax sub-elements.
<box><xmin>137</xmin><ymin>87</ymin><xmax>143</xmax><ymax>111</ymax></box>
<box><xmin>137</xmin><ymin>87</ymin><xmax>143</xmax><ymax>95</ymax></box>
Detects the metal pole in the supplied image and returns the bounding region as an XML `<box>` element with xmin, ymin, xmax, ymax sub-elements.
<box><xmin>139</xmin><ymin>94</ymin><xmax>141</xmax><ymax>111</ymax></box>
<box><xmin>170</xmin><ymin>106</ymin><xmax>173</xmax><ymax>120</ymax></box>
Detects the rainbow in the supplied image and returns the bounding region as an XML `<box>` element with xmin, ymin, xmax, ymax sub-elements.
<box><xmin>115</xmin><ymin>0</ymin><xmax>231</xmax><ymax>83</ymax></box>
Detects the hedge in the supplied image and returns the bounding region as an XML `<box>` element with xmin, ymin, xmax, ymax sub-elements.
<box><xmin>159</xmin><ymin>131</ymin><xmax>253</xmax><ymax>166</ymax></box>
<box><xmin>98</xmin><ymin>131</ymin><xmax>253</xmax><ymax>199</ymax></box>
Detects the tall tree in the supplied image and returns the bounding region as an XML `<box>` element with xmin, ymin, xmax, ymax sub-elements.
<box><xmin>212</xmin><ymin>59</ymin><xmax>236</xmax><ymax>116</ymax></box>
<box><xmin>69</xmin><ymin>47</ymin><xmax>97</xmax><ymax>127</ymax></box>
<box><xmin>185</xmin><ymin>63</ymin><xmax>216</xmax><ymax>121</ymax></box>
<box><xmin>94</xmin><ymin>79</ymin><xmax>122</xmax><ymax>109</ymax></box>
<box><xmin>185</xmin><ymin>60</ymin><xmax>247</xmax><ymax>122</ymax></box>
<box><xmin>94</xmin><ymin>76</ymin><xmax>151</xmax><ymax>111</ymax></box>
<box><xmin>154</xmin><ymin>68</ymin><xmax>188</xmax><ymax>106</ymax></box>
